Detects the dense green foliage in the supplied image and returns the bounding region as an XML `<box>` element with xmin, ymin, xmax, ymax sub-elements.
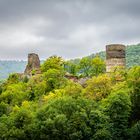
<box><xmin>0</xmin><ymin>55</ymin><xmax>140</xmax><ymax>140</ymax></box>
<box><xmin>64</xmin><ymin>56</ymin><xmax>105</xmax><ymax>77</ymax></box>
<box><xmin>126</xmin><ymin>44</ymin><xmax>140</xmax><ymax>67</ymax></box>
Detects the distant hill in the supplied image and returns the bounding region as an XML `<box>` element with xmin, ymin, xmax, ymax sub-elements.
<box><xmin>126</xmin><ymin>44</ymin><xmax>140</xmax><ymax>67</ymax></box>
<box><xmin>0</xmin><ymin>61</ymin><xmax>26</xmax><ymax>79</ymax></box>
<box><xmin>0</xmin><ymin>44</ymin><xmax>140</xmax><ymax>79</ymax></box>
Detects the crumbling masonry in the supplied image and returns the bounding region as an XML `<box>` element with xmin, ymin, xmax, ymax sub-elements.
<box><xmin>106</xmin><ymin>44</ymin><xmax>126</xmax><ymax>72</ymax></box>
<box><xmin>24</xmin><ymin>53</ymin><xmax>40</xmax><ymax>75</ymax></box>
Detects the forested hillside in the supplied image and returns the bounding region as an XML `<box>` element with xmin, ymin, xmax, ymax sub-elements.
<box><xmin>0</xmin><ymin>61</ymin><xmax>26</xmax><ymax>79</ymax></box>
<box><xmin>126</xmin><ymin>44</ymin><xmax>140</xmax><ymax>67</ymax></box>
<box><xmin>0</xmin><ymin>44</ymin><xmax>140</xmax><ymax>79</ymax></box>
<box><xmin>0</xmin><ymin>56</ymin><xmax>140</xmax><ymax>139</ymax></box>
<box><xmin>97</xmin><ymin>44</ymin><xmax>140</xmax><ymax>68</ymax></box>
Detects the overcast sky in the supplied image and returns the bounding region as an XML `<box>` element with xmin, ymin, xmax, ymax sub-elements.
<box><xmin>0</xmin><ymin>0</ymin><xmax>140</xmax><ymax>60</ymax></box>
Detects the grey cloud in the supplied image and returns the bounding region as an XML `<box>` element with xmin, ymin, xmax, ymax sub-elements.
<box><xmin>0</xmin><ymin>0</ymin><xmax>139</xmax><ymax>60</ymax></box>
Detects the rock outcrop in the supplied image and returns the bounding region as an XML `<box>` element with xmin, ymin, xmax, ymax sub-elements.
<box><xmin>24</xmin><ymin>53</ymin><xmax>41</xmax><ymax>75</ymax></box>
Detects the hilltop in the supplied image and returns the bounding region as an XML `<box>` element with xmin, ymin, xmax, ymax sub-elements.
<box><xmin>0</xmin><ymin>50</ymin><xmax>140</xmax><ymax>139</ymax></box>
<box><xmin>0</xmin><ymin>44</ymin><xmax>140</xmax><ymax>79</ymax></box>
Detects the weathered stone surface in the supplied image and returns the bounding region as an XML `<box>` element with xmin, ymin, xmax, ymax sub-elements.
<box><xmin>106</xmin><ymin>44</ymin><xmax>125</xmax><ymax>51</ymax></box>
<box><xmin>106</xmin><ymin>44</ymin><xmax>125</xmax><ymax>59</ymax></box>
<box><xmin>106</xmin><ymin>58</ymin><xmax>125</xmax><ymax>72</ymax></box>
<box><xmin>65</xmin><ymin>72</ymin><xmax>78</xmax><ymax>82</ymax></box>
<box><xmin>24</xmin><ymin>53</ymin><xmax>40</xmax><ymax>75</ymax></box>
<box><xmin>106</xmin><ymin>44</ymin><xmax>126</xmax><ymax>72</ymax></box>
<box><xmin>106</xmin><ymin>50</ymin><xmax>125</xmax><ymax>59</ymax></box>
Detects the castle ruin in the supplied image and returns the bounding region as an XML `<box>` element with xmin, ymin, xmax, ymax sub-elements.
<box><xmin>24</xmin><ymin>53</ymin><xmax>41</xmax><ymax>75</ymax></box>
<box><xmin>106</xmin><ymin>44</ymin><xmax>126</xmax><ymax>72</ymax></box>
<box><xmin>23</xmin><ymin>44</ymin><xmax>126</xmax><ymax>76</ymax></box>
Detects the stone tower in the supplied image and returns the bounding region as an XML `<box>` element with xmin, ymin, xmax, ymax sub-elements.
<box><xmin>106</xmin><ymin>44</ymin><xmax>126</xmax><ymax>72</ymax></box>
<box><xmin>24</xmin><ymin>53</ymin><xmax>40</xmax><ymax>75</ymax></box>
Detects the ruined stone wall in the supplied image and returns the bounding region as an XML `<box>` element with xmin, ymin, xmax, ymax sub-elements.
<box><xmin>106</xmin><ymin>44</ymin><xmax>126</xmax><ymax>72</ymax></box>
<box><xmin>24</xmin><ymin>53</ymin><xmax>40</xmax><ymax>75</ymax></box>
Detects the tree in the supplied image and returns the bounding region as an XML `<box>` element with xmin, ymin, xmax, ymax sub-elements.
<box><xmin>0</xmin><ymin>83</ymin><xmax>28</xmax><ymax>105</ymax></box>
<box><xmin>78</xmin><ymin>56</ymin><xmax>105</xmax><ymax>77</ymax></box>
<box><xmin>127</xmin><ymin>66</ymin><xmax>140</xmax><ymax>122</ymax></box>
<box><xmin>63</xmin><ymin>81</ymin><xmax>83</xmax><ymax>98</ymax></box>
<box><xmin>27</xmin><ymin>74</ymin><xmax>47</xmax><ymax>100</ymax></box>
<box><xmin>91</xmin><ymin>56</ymin><xmax>105</xmax><ymax>76</ymax></box>
<box><xmin>64</xmin><ymin>61</ymin><xmax>78</xmax><ymax>76</ymax></box>
<box><xmin>84</xmin><ymin>74</ymin><xmax>112</xmax><ymax>101</ymax></box>
<box><xmin>29</xmin><ymin>96</ymin><xmax>111</xmax><ymax>140</ymax></box>
<box><xmin>43</xmin><ymin>69</ymin><xmax>66</xmax><ymax>92</ymax></box>
<box><xmin>0</xmin><ymin>101</ymin><xmax>35</xmax><ymax>140</ymax></box>
<box><xmin>101</xmin><ymin>84</ymin><xmax>131</xmax><ymax>139</ymax></box>
<box><xmin>79</xmin><ymin>57</ymin><xmax>92</xmax><ymax>77</ymax></box>
<box><xmin>129</xmin><ymin>121</ymin><xmax>140</xmax><ymax>140</ymax></box>
<box><xmin>41</xmin><ymin>56</ymin><xmax>64</xmax><ymax>72</ymax></box>
<box><xmin>7</xmin><ymin>73</ymin><xmax>20</xmax><ymax>84</ymax></box>
<box><xmin>0</xmin><ymin>102</ymin><xmax>8</xmax><ymax>117</ymax></box>
<box><xmin>110</xmin><ymin>66</ymin><xmax>128</xmax><ymax>84</ymax></box>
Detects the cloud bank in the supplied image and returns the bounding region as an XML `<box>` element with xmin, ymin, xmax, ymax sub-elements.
<box><xmin>0</xmin><ymin>0</ymin><xmax>140</xmax><ymax>60</ymax></box>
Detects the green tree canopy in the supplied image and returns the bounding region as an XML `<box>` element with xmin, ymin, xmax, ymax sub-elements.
<box><xmin>41</xmin><ymin>56</ymin><xmax>64</xmax><ymax>72</ymax></box>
